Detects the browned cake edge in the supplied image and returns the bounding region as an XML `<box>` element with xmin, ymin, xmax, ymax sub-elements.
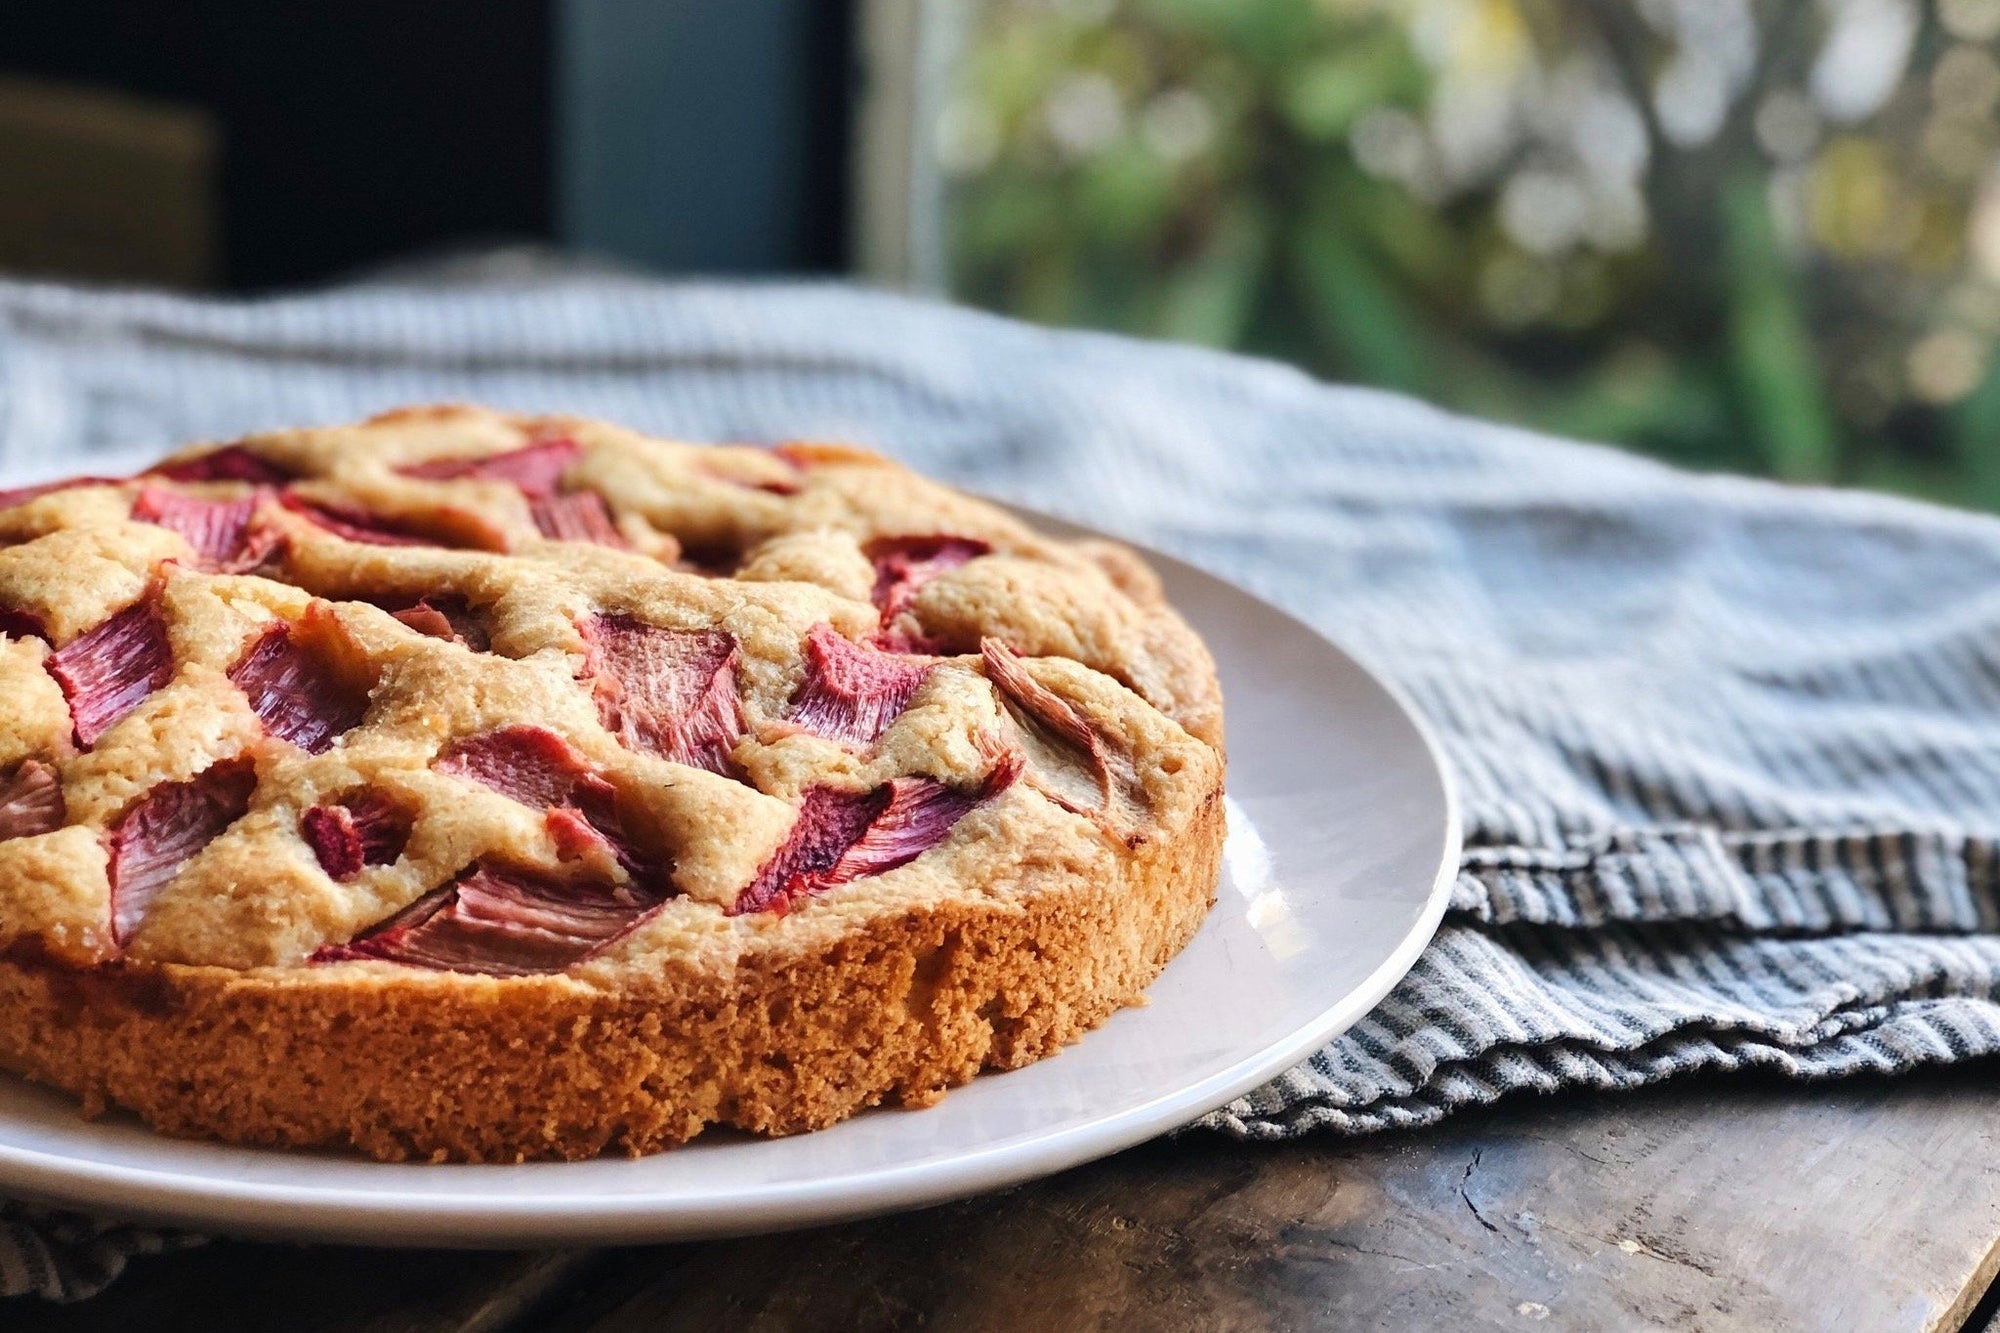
<box><xmin>0</xmin><ymin>781</ymin><xmax>1223</xmax><ymax>1162</ymax></box>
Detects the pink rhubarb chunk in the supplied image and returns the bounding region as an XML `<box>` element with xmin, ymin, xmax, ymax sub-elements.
<box><xmin>313</xmin><ymin>861</ymin><xmax>669</xmax><ymax>976</ymax></box>
<box><xmin>108</xmin><ymin>757</ymin><xmax>256</xmax><ymax>943</ymax></box>
<box><xmin>0</xmin><ymin>475</ymin><xmax>130</xmax><ymax>512</ymax></box>
<box><xmin>866</xmin><ymin>536</ymin><xmax>990</xmax><ymax>650</ymax></box>
<box><xmin>0</xmin><ymin>609</ymin><xmax>47</xmax><ymax>642</ymax></box>
<box><xmin>227</xmin><ymin>620</ymin><xmax>370</xmax><ymax>754</ymax></box>
<box><xmin>302</xmin><ymin>791</ymin><xmax>411</xmax><ymax>881</ymax></box>
<box><xmin>981</xmin><ymin>638</ymin><xmax>1117</xmax><ymax>817</ymax></box>
<box><xmin>48</xmin><ymin>594</ymin><xmax>173</xmax><ymax>748</ymax></box>
<box><xmin>436</xmin><ymin>725</ymin><xmax>656</xmax><ymax>878</ymax></box>
<box><xmin>698</xmin><ymin>458</ymin><xmax>801</xmax><ymax>496</ymax></box>
<box><xmin>396</xmin><ymin>438</ymin><xmax>581</xmax><ymax>498</ymax></box>
<box><xmin>787</xmin><ymin>623</ymin><xmax>931</xmax><ymax>747</ymax></box>
<box><xmin>147</xmin><ymin>445</ymin><xmax>292</xmax><ymax>486</ymax></box>
<box><xmin>579</xmin><ymin>615</ymin><xmax>745</xmax><ymax>775</ymax></box>
<box><xmin>382</xmin><ymin>595</ymin><xmax>493</xmax><ymax>651</ymax></box>
<box><xmin>0</xmin><ymin>759</ymin><xmax>64</xmax><ymax>842</ymax></box>
<box><xmin>279</xmin><ymin>492</ymin><xmax>440</xmax><ymax>547</ymax></box>
<box><xmin>131</xmin><ymin>485</ymin><xmax>277</xmax><ymax>572</ymax></box>
<box><xmin>531</xmin><ymin>491</ymin><xmax>628</xmax><ymax>547</ymax></box>
<box><xmin>436</xmin><ymin>725</ymin><xmax>597</xmax><ymax>809</ymax></box>
<box><xmin>732</xmin><ymin>753</ymin><xmax>1021</xmax><ymax>915</ymax></box>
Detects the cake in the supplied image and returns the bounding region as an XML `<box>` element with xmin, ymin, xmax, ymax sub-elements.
<box><xmin>0</xmin><ymin>405</ymin><xmax>1225</xmax><ymax>1162</ymax></box>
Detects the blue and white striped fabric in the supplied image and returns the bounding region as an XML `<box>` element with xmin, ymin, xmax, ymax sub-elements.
<box><xmin>4</xmin><ymin>267</ymin><xmax>1999</xmax><ymax>1296</ymax></box>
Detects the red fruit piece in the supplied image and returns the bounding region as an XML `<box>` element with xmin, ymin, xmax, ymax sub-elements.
<box><xmin>436</xmin><ymin>725</ymin><xmax>595</xmax><ymax>809</ymax></box>
<box><xmin>313</xmin><ymin>861</ymin><xmax>669</xmax><ymax>976</ymax></box>
<box><xmin>698</xmin><ymin>459</ymin><xmax>801</xmax><ymax>496</ymax></box>
<box><xmin>531</xmin><ymin>491</ymin><xmax>628</xmax><ymax>548</ymax></box>
<box><xmin>380</xmin><ymin>594</ymin><xmax>493</xmax><ymax>652</ymax></box>
<box><xmin>981</xmin><ymin>639</ymin><xmax>1117</xmax><ymax>819</ymax></box>
<box><xmin>48</xmin><ymin>593</ymin><xmax>173</xmax><ymax>748</ymax></box>
<box><xmin>279</xmin><ymin>492</ymin><xmax>434</xmax><ymax>546</ymax></box>
<box><xmin>278</xmin><ymin>492</ymin><xmax>443</xmax><ymax>547</ymax></box>
<box><xmin>543</xmin><ymin>786</ymin><xmax>658</xmax><ymax>881</ymax></box>
<box><xmin>732</xmin><ymin>753</ymin><xmax>1021</xmax><ymax>915</ymax></box>
<box><xmin>579</xmin><ymin>614</ymin><xmax>745</xmax><ymax>775</ymax></box>
<box><xmin>301</xmin><ymin>791</ymin><xmax>410</xmax><ymax>880</ymax></box>
<box><xmin>131</xmin><ymin>485</ymin><xmax>279</xmax><ymax>572</ymax></box>
<box><xmin>147</xmin><ymin>445</ymin><xmax>292</xmax><ymax>486</ymax></box>
<box><xmin>731</xmin><ymin>786</ymin><xmax>883</xmax><ymax>916</ymax></box>
<box><xmin>866</xmin><ymin>536</ymin><xmax>990</xmax><ymax>650</ymax></box>
<box><xmin>436</xmin><ymin>725</ymin><xmax>659</xmax><ymax>879</ymax></box>
<box><xmin>227</xmin><ymin>620</ymin><xmax>370</xmax><ymax>754</ymax></box>
<box><xmin>674</xmin><ymin>541</ymin><xmax>748</xmax><ymax>578</ymax></box>
<box><xmin>0</xmin><ymin>475</ymin><xmax>130</xmax><ymax>512</ymax></box>
<box><xmin>787</xmin><ymin>623</ymin><xmax>931</xmax><ymax>747</ymax></box>
<box><xmin>108</xmin><ymin>756</ymin><xmax>256</xmax><ymax>944</ymax></box>
<box><xmin>0</xmin><ymin>759</ymin><xmax>65</xmax><ymax>841</ymax></box>
<box><xmin>397</xmin><ymin>437</ymin><xmax>581</xmax><ymax>498</ymax></box>
<box><xmin>0</xmin><ymin>608</ymin><xmax>47</xmax><ymax>642</ymax></box>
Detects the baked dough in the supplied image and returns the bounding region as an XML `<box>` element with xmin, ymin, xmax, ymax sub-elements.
<box><xmin>0</xmin><ymin>406</ymin><xmax>1225</xmax><ymax>1161</ymax></box>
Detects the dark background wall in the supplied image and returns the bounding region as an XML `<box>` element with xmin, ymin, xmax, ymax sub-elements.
<box><xmin>558</xmin><ymin>0</ymin><xmax>853</xmax><ymax>275</ymax></box>
<box><xmin>0</xmin><ymin>0</ymin><xmax>851</xmax><ymax>290</ymax></box>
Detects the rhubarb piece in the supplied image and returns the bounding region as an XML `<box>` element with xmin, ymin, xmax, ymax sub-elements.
<box><xmin>279</xmin><ymin>491</ymin><xmax>507</xmax><ymax>550</ymax></box>
<box><xmin>543</xmin><ymin>787</ymin><xmax>658</xmax><ymax>882</ymax></box>
<box><xmin>675</xmin><ymin>542</ymin><xmax>748</xmax><ymax>577</ymax></box>
<box><xmin>48</xmin><ymin>594</ymin><xmax>173</xmax><ymax>748</ymax></box>
<box><xmin>0</xmin><ymin>475</ymin><xmax>129</xmax><ymax>511</ymax></box>
<box><xmin>313</xmin><ymin>860</ymin><xmax>669</xmax><ymax>976</ymax></box>
<box><xmin>436</xmin><ymin>725</ymin><xmax>596</xmax><ymax>809</ymax></box>
<box><xmin>147</xmin><ymin>445</ymin><xmax>292</xmax><ymax>486</ymax></box>
<box><xmin>280</xmin><ymin>492</ymin><xmax>436</xmax><ymax>546</ymax></box>
<box><xmin>437</xmin><ymin>726</ymin><xmax>660</xmax><ymax>879</ymax></box>
<box><xmin>397</xmin><ymin>437</ymin><xmax>581</xmax><ymax>497</ymax></box>
<box><xmin>131</xmin><ymin>485</ymin><xmax>278</xmax><ymax>571</ymax></box>
<box><xmin>0</xmin><ymin>759</ymin><xmax>64</xmax><ymax>841</ymax></box>
<box><xmin>531</xmin><ymin>491</ymin><xmax>628</xmax><ymax>548</ymax></box>
<box><xmin>228</xmin><ymin>620</ymin><xmax>370</xmax><ymax>754</ymax></box>
<box><xmin>108</xmin><ymin>757</ymin><xmax>256</xmax><ymax>943</ymax></box>
<box><xmin>731</xmin><ymin>786</ymin><xmax>884</xmax><ymax>916</ymax></box>
<box><xmin>787</xmin><ymin>623</ymin><xmax>932</xmax><ymax>747</ymax></box>
<box><xmin>544</xmin><ymin>806</ymin><xmax>616</xmax><ymax>866</ymax></box>
<box><xmin>866</xmin><ymin>535</ymin><xmax>990</xmax><ymax>650</ymax></box>
<box><xmin>301</xmin><ymin>792</ymin><xmax>410</xmax><ymax>880</ymax></box>
<box><xmin>579</xmin><ymin>615</ymin><xmax>745</xmax><ymax>774</ymax></box>
<box><xmin>732</xmin><ymin>754</ymin><xmax>1020</xmax><ymax>915</ymax></box>
<box><xmin>565</xmin><ymin>775</ymin><xmax>658</xmax><ymax>879</ymax></box>
<box><xmin>382</xmin><ymin>595</ymin><xmax>493</xmax><ymax>652</ymax></box>
<box><xmin>0</xmin><ymin>608</ymin><xmax>47</xmax><ymax>642</ymax></box>
<box><xmin>981</xmin><ymin>638</ymin><xmax>1119</xmax><ymax>818</ymax></box>
<box><xmin>699</xmin><ymin>459</ymin><xmax>800</xmax><ymax>496</ymax></box>
<box><xmin>828</xmin><ymin>766</ymin><xmax>1019</xmax><ymax>882</ymax></box>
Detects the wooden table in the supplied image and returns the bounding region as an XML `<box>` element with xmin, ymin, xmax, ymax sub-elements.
<box><xmin>17</xmin><ymin>1065</ymin><xmax>2000</xmax><ymax>1332</ymax></box>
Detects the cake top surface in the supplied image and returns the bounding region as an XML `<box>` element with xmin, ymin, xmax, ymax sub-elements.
<box><xmin>0</xmin><ymin>406</ymin><xmax>1222</xmax><ymax>982</ymax></box>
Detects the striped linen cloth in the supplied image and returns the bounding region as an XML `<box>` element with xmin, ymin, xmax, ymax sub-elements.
<box><xmin>4</xmin><ymin>268</ymin><xmax>2000</xmax><ymax>1297</ymax></box>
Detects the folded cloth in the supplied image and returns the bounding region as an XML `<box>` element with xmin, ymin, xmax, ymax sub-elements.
<box><xmin>3</xmin><ymin>267</ymin><xmax>1999</xmax><ymax>1296</ymax></box>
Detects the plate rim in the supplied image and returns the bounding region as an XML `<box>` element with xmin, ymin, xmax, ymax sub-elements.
<box><xmin>0</xmin><ymin>480</ymin><xmax>1459</xmax><ymax>1244</ymax></box>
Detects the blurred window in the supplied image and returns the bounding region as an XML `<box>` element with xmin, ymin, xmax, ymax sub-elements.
<box><xmin>866</xmin><ymin>0</ymin><xmax>2000</xmax><ymax>509</ymax></box>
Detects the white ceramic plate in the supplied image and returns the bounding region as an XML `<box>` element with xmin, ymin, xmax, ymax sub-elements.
<box><xmin>0</xmin><ymin>458</ymin><xmax>1457</xmax><ymax>1246</ymax></box>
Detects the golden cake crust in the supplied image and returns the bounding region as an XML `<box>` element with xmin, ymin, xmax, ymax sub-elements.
<box><xmin>0</xmin><ymin>405</ymin><xmax>1226</xmax><ymax>1161</ymax></box>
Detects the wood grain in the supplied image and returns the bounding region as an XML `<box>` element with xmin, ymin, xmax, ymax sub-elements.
<box><xmin>15</xmin><ymin>1067</ymin><xmax>2000</xmax><ymax>1333</ymax></box>
<box><xmin>550</xmin><ymin>1069</ymin><xmax>2000</xmax><ymax>1333</ymax></box>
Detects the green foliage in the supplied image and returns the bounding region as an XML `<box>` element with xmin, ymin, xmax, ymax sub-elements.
<box><xmin>946</xmin><ymin>0</ymin><xmax>2000</xmax><ymax>512</ymax></box>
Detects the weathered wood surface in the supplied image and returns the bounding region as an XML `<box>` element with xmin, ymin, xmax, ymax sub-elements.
<box><xmin>17</xmin><ymin>1067</ymin><xmax>2000</xmax><ymax>1333</ymax></box>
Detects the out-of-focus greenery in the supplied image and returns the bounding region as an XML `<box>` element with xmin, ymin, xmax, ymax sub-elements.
<box><xmin>944</xmin><ymin>0</ymin><xmax>2000</xmax><ymax>509</ymax></box>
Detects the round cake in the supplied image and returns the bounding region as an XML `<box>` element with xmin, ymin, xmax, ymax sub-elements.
<box><xmin>0</xmin><ymin>405</ymin><xmax>1225</xmax><ymax>1162</ymax></box>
